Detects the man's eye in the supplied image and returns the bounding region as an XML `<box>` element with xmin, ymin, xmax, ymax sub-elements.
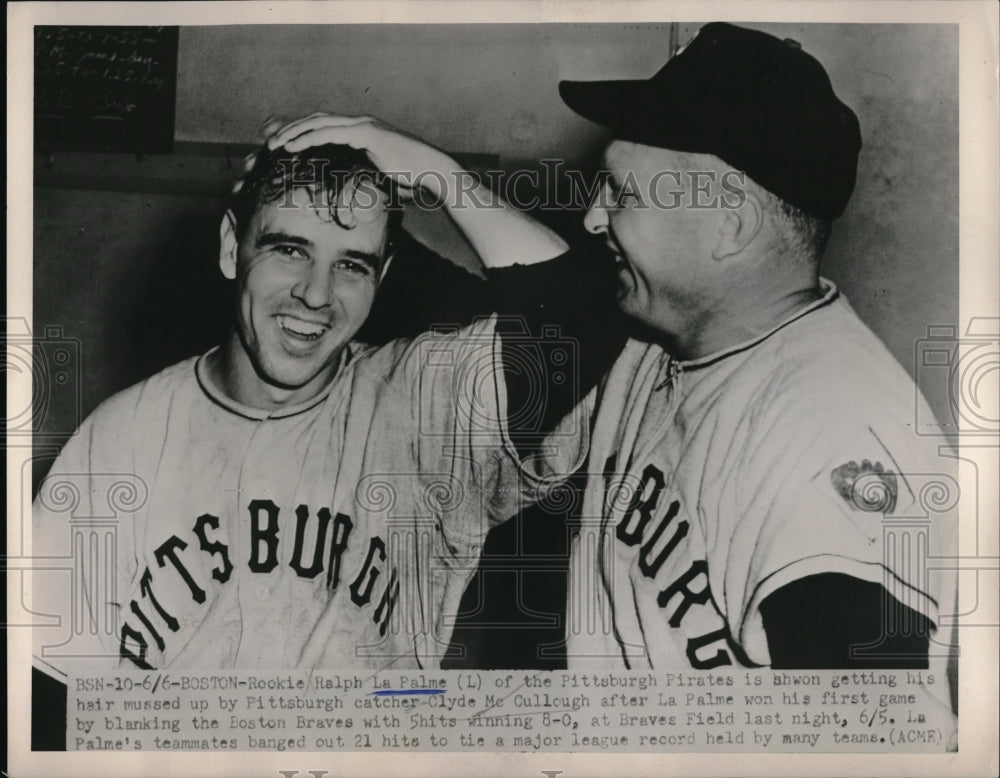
<box><xmin>275</xmin><ymin>245</ymin><xmax>307</xmax><ymax>260</ymax></box>
<box><xmin>334</xmin><ymin>259</ymin><xmax>373</xmax><ymax>277</ymax></box>
<box><xmin>605</xmin><ymin>180</ymin><xmax>639</xmax><ymax>208</ymax></box>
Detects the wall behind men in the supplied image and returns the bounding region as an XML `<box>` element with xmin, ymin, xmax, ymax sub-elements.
<box><xmin>32</xmin><ymin>23</ymin><xmax>958</xmax><ymax>486</ymax></box>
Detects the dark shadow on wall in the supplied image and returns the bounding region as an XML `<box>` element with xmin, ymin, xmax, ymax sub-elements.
<box><xmin>32</xmin><ymin>189</ymin><xmax>230</xmax><ymax>494</ymax></box>
<box><xmin>126</xmin><ymin>210</ymin><xmax>232</xmax><ymax>384</ymax></box>
<box><xmin>443</xmin><ymin>486</ymin><xmax>576</xmax><ymax>671</ymax></box>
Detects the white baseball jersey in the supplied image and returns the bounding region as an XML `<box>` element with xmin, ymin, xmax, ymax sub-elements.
<box><xmin>567</xmin><ymin>280</ymin><xmax>956</xmax><ymax>684</ymax></box>
<box><xmin>32</xmin><ymin>316</ymin><xmax>588</xmax><ymax>676</ymax></box>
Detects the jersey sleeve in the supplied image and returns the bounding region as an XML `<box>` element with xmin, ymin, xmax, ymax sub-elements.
<box><xmin>368</xmin><ymin>313</ymin><xmax>592</xmax><ymax>560</ymax></box>
<box><xmin>344</xmin><ymin>314</ymin><xmax>593</xmax><ymax>668</ymax></box>
<box><xmin>708</xmin><ymin>407</ymin><xmax>956</xmax><ymax>667</ymax></box>
<box><xmin>31</xmin><ymin>396</ymin><xmax>144</xmax><ymax>680</ymax></box>
<box><xmin>365</xmin><ymin>248</ymin><xmax>614</xmax><ymax>541</ymax></box>
<box><xmin>425</xmin><ymin>312</ymin><xmax>593</xmax><ymax>519</ymax></box>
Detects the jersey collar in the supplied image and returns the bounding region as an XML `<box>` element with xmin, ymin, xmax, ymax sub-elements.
<box><xmin>195</xmin><ymin>344</ymin><xmax>359</xmax><ymax>420</ymax></box>
<box><xmin>675</xmin><ymin>277</ymin><xmax>840</xmax><ymax>372</ymax></box>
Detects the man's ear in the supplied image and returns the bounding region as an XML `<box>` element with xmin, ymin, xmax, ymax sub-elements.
<box><xmin>712</xmin><ymin>189</ymin><xmax>764</xmax><ymax>262</ymax></box>
<box><xmin>219</xmin><ymin>210</ymin><xmax>239</xmax><ymax>280</ymax></box>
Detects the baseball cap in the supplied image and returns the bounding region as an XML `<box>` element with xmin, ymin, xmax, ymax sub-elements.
<box><xmin>559</xmin><ymin>22</ymin><xmax>862</xmax><ymax>220</ymax></box>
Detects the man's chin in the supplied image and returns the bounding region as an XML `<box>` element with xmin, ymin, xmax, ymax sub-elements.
<box><xmin>259</xmin><ymin>349</ymin><xmax>344</xmax><ymax>392</ymax></box>
<box><xmin>615</xmin><ymin>283</ymin><xmax>639</xmax><ymax>312</ymax></box>
<box><xmin>615</xmin><ymin>293</ymin><xmax>655</xmax><ymax>331</ymax></box>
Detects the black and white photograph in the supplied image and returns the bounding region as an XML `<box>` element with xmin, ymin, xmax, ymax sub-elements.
<box><xmin>7</xmin><ymin>2</ymin><xmax>999</xmax><ymax>777</ymax></box>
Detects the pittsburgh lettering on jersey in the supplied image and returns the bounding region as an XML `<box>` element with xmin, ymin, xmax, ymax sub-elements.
<box><xmin>119</xmin><ymin>500</ymin><xmax>397</xmax><ymax>669</ymax></box>
<box><xmin>609</xmin><ymin>457</ymin><xmax>747</xmax><ymax>670</ymax></box>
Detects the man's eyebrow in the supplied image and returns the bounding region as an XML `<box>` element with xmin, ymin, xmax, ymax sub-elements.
<box><xmin>254</xmin><ymin>233</ymin><xmax>384</xmax><ymax>269</ymax></box>
<box><xmin>607</xmin><ymin>169</ymin><xmax>622</xmax><ymax>187</ymax></box>
<box><xmin>256</xmin><ymin>232</ymin><xmax>313</xmax><ymax>249</ymax></box>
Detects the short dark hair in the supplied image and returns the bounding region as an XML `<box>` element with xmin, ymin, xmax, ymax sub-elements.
<box><xmin>775</xmin><ymin>198</ymin><xmax>832</xmax><ymax>259</ymax></box>
<box><xmin>228</xmin><ymin>142</ymin><xmax>402</xmax><ymax>241</ymax></box>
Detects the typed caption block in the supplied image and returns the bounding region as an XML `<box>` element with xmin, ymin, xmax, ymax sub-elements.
<box><xmin>67</xmin><ymin>669</ymin><xmax>956</xmax><ymax>753</ymax></box>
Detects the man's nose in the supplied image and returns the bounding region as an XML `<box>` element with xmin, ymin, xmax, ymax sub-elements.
<box><xmin>293</xmin><ymin>262</ymin><xmax>334</xmax><ymax>308</ymax></box>
<box><xmin>583</xmin><ymin>183</ymin><xmax>610</xmax><ymax>235</ymax></box>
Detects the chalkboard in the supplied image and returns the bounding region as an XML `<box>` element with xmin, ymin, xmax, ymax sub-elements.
<box><xmin>34</xmin><ymin>26</ymin><xmax>179</xmax><ymax>153</ymax></box>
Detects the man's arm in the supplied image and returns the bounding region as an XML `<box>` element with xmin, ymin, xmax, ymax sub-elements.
<box><xmin>760</xmin><ymin>573</ymin><xmax>931</xmax><ymax>669</ymax></box>
<box><xmin>488</xmin><ymin>247</ymin><xmax>627</xmax><ymax>458</ymax></box>
<box><xmin>269</xmin><ymin>113</ymin><xmax>568</xmax><ymax>269</ymax></box>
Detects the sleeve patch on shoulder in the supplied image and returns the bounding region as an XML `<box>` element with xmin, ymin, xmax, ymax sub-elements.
<box><xmin>830</xmin><ymin>459</ymin><xmax>899</xmax><ymax>514</ymax></box>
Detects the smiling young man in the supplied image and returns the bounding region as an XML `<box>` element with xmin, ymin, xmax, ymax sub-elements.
<box><xmin>32</xmin><ymin>128</ymin><xmax>611</xmax><ymax>707</ymax></box>
<box><xmin>554</xmin><ymin>22</ymin><xmax>958</xmax><ymax>688</ymax></box>
<box><xmin>212</xmin><ymin>159</ymin><xmax>394</xmax><ymax>408</ymax></box>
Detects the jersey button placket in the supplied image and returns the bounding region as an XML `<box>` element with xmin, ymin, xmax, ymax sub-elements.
<box><xmin>233</xmin><ymin>415</ymin><xmax>273</xmax><ymax>663</ymax></box>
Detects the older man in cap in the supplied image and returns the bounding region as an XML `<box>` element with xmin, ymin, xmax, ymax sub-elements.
<box><xmin>554</xmin><ymin>22</ymin><xmax>956</xmax><ymax>681</ymax></box>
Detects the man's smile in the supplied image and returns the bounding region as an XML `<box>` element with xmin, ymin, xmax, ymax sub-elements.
<box><xmin>606</xmin><ymin>240</ymin><xmax>635</xmax><ymax>290</ymax></box>
<box><xmin>275</xmin><ymin>314</ymin><xmax>331</xmax><ymax>341</ymax></box>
